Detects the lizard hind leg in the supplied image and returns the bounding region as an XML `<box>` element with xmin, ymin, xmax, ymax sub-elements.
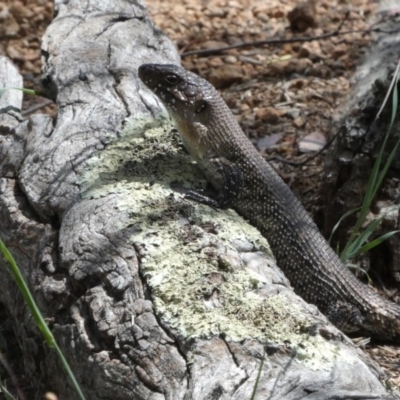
<box><xmin>185</xmin><ymin>157</ymin><xmax>242</xmax><ymax>209</ymax></box>
<box><xmin>325</xmin><ymin>301</ymin><xmax>364</xmax><ymax>333</ymax></box>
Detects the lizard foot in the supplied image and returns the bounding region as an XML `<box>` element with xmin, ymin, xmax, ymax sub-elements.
<box><xmin>185</xmin><ymin>157</ymin><xmax>242</xmax><ymax>209</ymax></box>
<box><xmin>325</xmin><ymin>301</ymin><xmax>364</xmax><ymax>333</ymax></box>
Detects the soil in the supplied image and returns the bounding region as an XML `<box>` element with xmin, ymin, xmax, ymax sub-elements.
<box><xmin>0</xmin><ymin>0</ymin><xmax>399</xmax><ymax>397</ymax></box>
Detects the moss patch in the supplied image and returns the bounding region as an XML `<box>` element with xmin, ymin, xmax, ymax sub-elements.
<box><xmin>79</xmin><ymin>115</ymin><xmax>356</xmax><ymax>371</ymax></box>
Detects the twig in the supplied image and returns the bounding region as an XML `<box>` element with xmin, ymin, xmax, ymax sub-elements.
<box><xmin>181</xmin><ymin>13</ymin><xmax>398</xmax><ymax>58</ymax></box>
<box><xmin>22</xmin><ymin>99</ymin><xmax>53</xmax><ymax>117</ymax></box>
<box><xmin>266</xmin><ymin>132</ymin><xmax>338</xmax><ymax>166</ymax></box>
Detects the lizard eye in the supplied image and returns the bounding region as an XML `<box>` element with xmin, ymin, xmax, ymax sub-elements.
<box><xmin>195</xmin><ymin>100</ymin><xmax>208</xmax><ymax>113</ymax></box>
<box><xmin>165</xmin><ymin>75</ymin><xmax>179</xmax><ymax>85</ymax></box>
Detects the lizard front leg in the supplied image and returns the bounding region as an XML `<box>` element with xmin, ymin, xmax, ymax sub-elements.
<box><xmin>185</xmin><ymin>157</ymin><xmax>242</xmax><ymax>209</ymax></box>
<box><xmin>325</xmin><ymin>301</ymin><xmax>364</xmax><ymax>333</ymax></box>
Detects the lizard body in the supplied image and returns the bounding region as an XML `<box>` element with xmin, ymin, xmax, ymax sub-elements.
<box><xmin>138</xmin><ymin>63</ymin><xmax>400</xmax><ymax>341</ymax></box>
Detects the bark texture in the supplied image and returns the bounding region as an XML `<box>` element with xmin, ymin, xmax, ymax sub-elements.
<box><xmin>322</xmin><ymin>15</ymin><xmax>400</xmax><ymax>282</ymax></box>
<box><xmin>0</xmin><ymin>1</ymin><xmax>398</xmax><ymax>399</ymax></box>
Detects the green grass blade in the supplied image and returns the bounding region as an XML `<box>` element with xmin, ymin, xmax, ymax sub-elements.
<box><xmin>375</xmin><ymin>58</ymin><xmax>400</xmax><ymax>121</ymax></box>
<box><xmin>341</xmin><ymin>160</ymin><xmax>381</xmax><ymax>256</ymax></box>
<box><xmin>372</xmin><ymin>72</ymin><xmax>400</xmax><ymax>200</ymax></box>
<box><xmin>329</xmin><ymin>207</ymin><xmax>360</xmax><ymax>244</ymax></box>
<box><xmin>0</xmin><ymin>239</ymin><xmax>86</xmax><ymax>400</ymax></box>
<box><xmin>390</xmin><ymin>66</ymin><xmax>399</xmax><ymax>123</ymax></box>
<box><xmin>0</xmin><ymin>86</ymin><xmax>50</xmax><ymax>100</ymax></box>
<box><xmin>342</xmin><ymin>218</ymin><xmax>382</xmax><ymax>261</ymax></box>
<box><xmin>0</xmin><ymin>239</ymin><xmax>54</xmax><ymax>343</ymax></box>
<box><xmin>53</xmin><ymin>343</ymin><xmax>85</xmax><ymax>399</ymax></box>
<box><xmin>355</xmin><ymin>230</ymin><xmax>400</xmax><ymax>256</ymax></box>
<box><xmin>0</xmin><ymin>87</ymin><xmax>38</xmax><ymax>99</ymax></box>
<box><xmin>0</xmin><ymin>377</ymin><xmax>16</xmax><ymax>400</ymax></box>
<box><xmin>250</xmin><ymin>347</ymin><xmax>265</xmax><ymax>400</ymax></box>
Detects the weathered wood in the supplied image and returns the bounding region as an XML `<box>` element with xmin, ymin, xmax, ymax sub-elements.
<box><xmin>0</xmin><ymin>1</ymin><xmax>398</xmax><ymax>399</ymax></box>
<box><xmin>0</xmin><ymin>57</ymin><xmax>24</xmax><ymax>177</ymax></box>
<box><xmin>322</xmin><ymin>16</ymin><xmax>400</xmax><ymax>282</ymax></box>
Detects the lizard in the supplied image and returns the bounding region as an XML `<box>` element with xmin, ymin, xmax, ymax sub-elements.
<box><xmin>138</xmin><ymin>63</ymin><xmax>400</xmax><ymax>341</ymax></box>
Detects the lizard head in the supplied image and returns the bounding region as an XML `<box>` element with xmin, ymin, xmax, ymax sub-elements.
<box><xmin>138</xmin><ymin>63</ymin><xmax>240</xmax><ymax>161</ymax></box>
<box><xmin>138</xmin><ymin>63</ymin><xmax>217</xmax><ymax>129</ymax></box>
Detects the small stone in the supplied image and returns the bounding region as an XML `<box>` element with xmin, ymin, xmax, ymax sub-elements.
<box><xmin>224</xmin><ymin>55</ymin><xmax>237</xmax><ymax>64</ymax></box>
<box><xmin>256</xmin><ymin>12</ymin><xmax>270</xmax><ymax>23</ymax></box>
<box><xmin>286</xmin><ymin>108</ymin><xmax>301</xmax><ymax>119</ymax></box>
<box><xmin>298</xmin><ymin>43</ymin><xmax>310</xmax><ymax>58</ymax></box>
<box><xmin>10</xmin><ymin>2</ymin><xmax>33</xmax><ymax>21</ymax></box>
<box><xmin>298</xmin><ymin>131</ymin><xmax>326</xmax><ymax>152</ymax></box>
<box><xmin>205</xmin><ymin>6</ymin><xmax>226</xmax><ymax>18</ymax></box>
<box><xmin>298</xmin><ymin>41</ymin><xmax>324</xmax><ymax>61</ymax></box>
<box><xmin>293</xmin><ymin>117</ymin><xmax>305</xmax><ymax>128</ymax></box>
<box><xmin>23</xmin><ymin>60</ymin><xmax>36</xmax><ymax>72</ymax></box>
<box><xmin>287</xmin><ymin>1</ymin><xmax>317</xmax><ymax>32</ymax></box>
<box><xmin>207</xmin><ymin>65</ymin><xmax>243</xmax><ymax>88</ymax></box>
<box><xmin>256</xmin><ymin>107</ymin><xmax>281</xmax><ymax>123</ymax></box>
<box><xmin>201</xmin><ymin>40</ymin><xmax>229</xmax><ymax>50</ymax></box>
<box><xmin>294</xmin><ymin>58</ymin><xmax>313</xmax><ymax>73</ymax></box>
<box><xmin>241</xmin><ymin>63</ymin><xmax>255</xmax><ymax>80</ymax></box>
<box><xmin>332</xmin><ymin>43</ymin><xmax>347</xmax><ymax>60</ymax></box>
<box><xmin>288</xmin><ymin>79</ymin><xmax>306</xmax><ymax>89</ymax></box>
<box><xmin>4</xmin><ymin>15</ymin><xmax>19</xmax><ymax>37</ymax></box>
<box><xmin>207</xmin><ymin>57</ymin><xmax>224</xmax><ymax>68</ymax></box>
<box><xmin>44</xmin><ymin>393</ymin><xmax>58</xmax><ymax>400</ymax></box>
<box><xmin>269</xmin><ymin>8</ymin><xmax>285</xmax><ymax>18</ymax></box>
<box><xmin>252</xmin><ymin>4</ymin><xmax>270</xmax><ymax>15</ymax></box>
<box><xmin>6</xmin><ymin>43</ymin><xmax>20</xmax><ymax>59</ymax></box>
<box><xmin>268</xmin><ymin>60</ymin><xmax>291</xmax><ymax>75</ymax></box>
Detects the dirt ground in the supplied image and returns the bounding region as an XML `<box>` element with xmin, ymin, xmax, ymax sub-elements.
<box><xmin>1</xmin><ymin>0</ymin><xmax>400</xmax><ymax>396</ymax></box>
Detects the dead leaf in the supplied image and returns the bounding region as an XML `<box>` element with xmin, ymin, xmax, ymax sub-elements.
<box><xmin>257</xmin><ymin>133</ymin><xmax>284</xmax><ymax>151</ymax></box>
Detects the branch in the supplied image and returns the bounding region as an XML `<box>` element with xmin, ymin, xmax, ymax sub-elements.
<box><xmin>180</xmin><ymin>13</ymin><xmax>398</xmax><ymax>58</ymax></box>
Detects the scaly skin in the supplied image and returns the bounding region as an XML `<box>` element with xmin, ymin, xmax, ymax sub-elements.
<box><xmin>138</xmin><ymin>63</ymin><xmax>400</xmax><ymax>341</ymax></box>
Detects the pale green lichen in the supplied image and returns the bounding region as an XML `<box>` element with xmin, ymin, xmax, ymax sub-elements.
<box><xmin>79</xmin><ymin>114</ymin><xmax>357</xmax><ymax>371</ymax></box>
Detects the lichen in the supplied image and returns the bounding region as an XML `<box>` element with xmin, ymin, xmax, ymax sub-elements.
<box><xmin>79</xmin><ymin>114</ymin><xmax>356</xmax><ymax>371</ymax></box>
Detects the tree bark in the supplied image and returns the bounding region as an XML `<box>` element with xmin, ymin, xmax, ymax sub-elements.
<box><xmin>0</xmin><ymin>1</ymin><xmax>397</xmax><ymax>399</ymax></box>
<box><xmin>321</xmin><ymin>15</ymin><xmax>400</xmax><ymax>281</ymax></box>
